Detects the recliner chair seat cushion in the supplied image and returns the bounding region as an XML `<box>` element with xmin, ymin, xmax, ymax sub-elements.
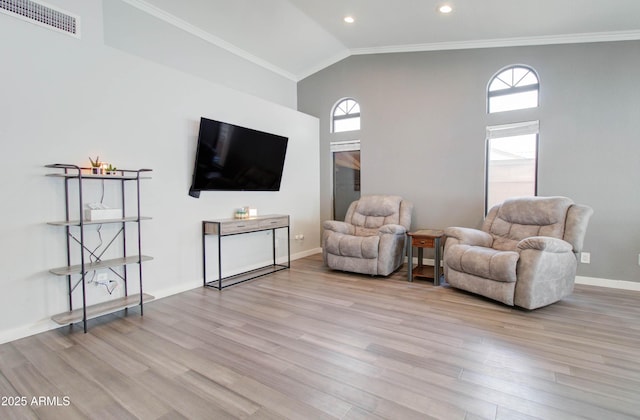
<box><xmin>354</xmin><ymin>227</ymin><xmax>379</xmax><ymax>237</ymax></box>
<box><xmin>325</xmin><ymin>232</ymin><xmax>380</xmax><ymax>259</ymax></box>
<box><xmin>446</xmin><ymin>244</ymin><xmax>519</xmax><ymax>283</ymax></box>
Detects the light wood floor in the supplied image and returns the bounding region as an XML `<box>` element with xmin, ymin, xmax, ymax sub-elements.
<box><xmin>2</xmin><ymin>254</ymin><xmax>640</xmax><ymax>420</ymax></box>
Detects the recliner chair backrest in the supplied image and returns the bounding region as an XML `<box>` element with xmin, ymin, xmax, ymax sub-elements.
<box><xmin>345</xmin><ymin>195</ymin><xmax>410</xmax><ymax>230</ymax></box>
<box><xmin>482</xmin><ymin>196</ymin><xmax>576</xmax><ymax>251</ymax></box>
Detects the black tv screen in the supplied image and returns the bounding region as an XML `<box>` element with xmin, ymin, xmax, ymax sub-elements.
<box><xmin>189</xmin><ymin>117</ymin><xmax>288</xmax><ymax>197</ymax></box>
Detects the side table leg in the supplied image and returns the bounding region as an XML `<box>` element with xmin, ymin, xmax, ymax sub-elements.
<box><xmin>407</xmin><ymin>241</ymin><xmax>413</xmax><ymax>282</ymax></box>
<box><xmin>434</xmin><ymin>237</ymin><xmax>441</xmax><ymax>286</ymax></box>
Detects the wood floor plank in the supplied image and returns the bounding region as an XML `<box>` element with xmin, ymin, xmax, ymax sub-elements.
<box><xmin>1</xmin><ymin>254</ymin><xmax>639</xmax><ymax>419</ymax></box>
<box><xmin>56</xmin><ymin>344</ymin><xmax>171</xmax><ymax>419</ymax></box>
<box><xmin>175</xmin><ymin>369</ymin><xmax>261</xmax><ymax>418</ymax></box>
<box><xmin>11</xmin><ymin>337</ymin><xmax>135</xmax><ymax>419</ymax></box>
<box><xmin>67</xmin><ymin>328</ymin><xmax>149</xmax><ymax>376</ymax></box>
<box><xmin>88</xmin><ymin>323</ymin><xmax>190</xmax><ymax>378</ymax></box>
<box><xmin>0</xmin><ymin>371</ymin><xmax>39</xmax><ymax>420</ymax></box>
<box><xmin>0</xmin><ymin>360</ymin><xmax>88</xmax><ymax>419</ymax></box>
<box><xmin>461</xmin><ymin>368</ymin><xmax>640</xmax><ymax>419</ymax></box>
<box><xmin>132</xmin><ymin>369</ymin><xmax>237</xmax><ymax>419</ymax></box>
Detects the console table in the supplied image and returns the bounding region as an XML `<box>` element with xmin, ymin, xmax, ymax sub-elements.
<box><xmin>202</xmin><ymin>214</ymin><xmax>290</xmax><ymax>290</ymax></box>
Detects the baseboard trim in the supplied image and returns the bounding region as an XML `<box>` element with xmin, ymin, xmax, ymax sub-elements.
<box><xmin>0</xmin><ymin>319</ymin><xmax>59</xmax><ymax>345</ymax></box>
<box><xmin>293</xmin><ymin>247</ymin><xmax>322</xmax><ymax>259</ymax></box>
<box><xmin>575</xmin><ymin>276</ymin><xmax>640</xmax><ymax>291</ymax></box>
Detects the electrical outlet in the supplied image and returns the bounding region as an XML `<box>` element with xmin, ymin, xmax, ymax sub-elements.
<box><xmin>638</xmin><ymin>254</ymin><xmax>640</xmax><ymax>266</ymax></box>
<box><xmin>94</xmin><ymin>273</ymin><xmax>109</xmax><ymax>286</ymax></box>
<box><xmin>580</xmin><ymin>252</ymin><xmax>590</xmax><ymax>264</ymax></box>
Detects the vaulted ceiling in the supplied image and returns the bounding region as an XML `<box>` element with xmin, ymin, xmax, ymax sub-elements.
<box><xmin>129</xmin><ymin>0</ymin><xmax>640</xmax><ymax>81</ymax></box>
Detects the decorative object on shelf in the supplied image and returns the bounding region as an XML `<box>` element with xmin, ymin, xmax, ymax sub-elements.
<box><xmin>84</xmin><ymin>202</ymin><xmax>121</xmax><ymax>221</ymax></box>
<box><xmin>248</xmin><ymin>207</ymin><xmax>258</xmax><ymax>217</ymax></box>
<box><xmin>45</xmin><ymin>163</ymin><xmax>154</xmax><ymax>333</ymax></box>
<box><xmin>234</xmin><ymin>207</ymin><xmax>250</xmax><ymax>219</ymax></box>
<box><xmin>105</xmin><ymin>163</ymin><xmax>118</xmax><ymax>175</ymax></box>
<box><xmin>88</xmin><ymin>155</ymin><xmax>102</xmax><ymax>174</ymax></box>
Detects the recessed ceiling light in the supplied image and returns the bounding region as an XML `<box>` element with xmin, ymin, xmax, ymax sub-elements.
<box><xmin>344</xmin><ymin>16</ymin><xmax>355</xmax><ymax>23</ymax></box>
<box><xmin>438</xmin><ymin>4</ymin><xmax>453</xmax><ymax>14</ymax></box>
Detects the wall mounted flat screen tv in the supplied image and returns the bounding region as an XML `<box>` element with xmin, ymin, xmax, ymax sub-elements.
<box><xmin>189</xmin><ymin>117</ymin><xmax>288</xmax><ymax>197</ymax></box>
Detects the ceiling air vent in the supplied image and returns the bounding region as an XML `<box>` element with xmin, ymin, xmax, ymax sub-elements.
<box><xmin>0</xmin><ymin>0</ymin><xmax>80</xmax><ymax>38</ymax></box>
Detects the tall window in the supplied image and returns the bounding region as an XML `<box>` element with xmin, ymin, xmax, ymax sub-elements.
<box><xmin>488</xmin><ymin>65</ymin><xmax>539</xmax><ymax>113</ymax></box>
<box><xmin>486</xmin><ymin>121</ymin><xmax>539</xmax><ymax>212</ymax></box>
<box><xmin>332</xmin><ymin>98</ymin><xmax>360</xmax><ymax>132</ymax></box>
<box><xmin>331</xmin><ymin>141</ymin><xmax>361</xmax><ymax>221</ymax></box>
<box><xmin>486</xmin><ymin>65</ymin><xmax>540</xmax><ymax>213</ymax></box>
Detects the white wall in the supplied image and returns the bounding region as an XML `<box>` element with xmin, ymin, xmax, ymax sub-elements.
<box><xmin>102</xmin><ymin>0</ymin><xmax>298</xmax><ymax>108</ymax></box>
<box><xmin>0</xmin><ymin>0</ymin><xmax>320</xmax><ymax>343</ymax></box>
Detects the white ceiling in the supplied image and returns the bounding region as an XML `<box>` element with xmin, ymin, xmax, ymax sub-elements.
<box><xmin>127</xmin><ymin>0</ymin><xmax>640</xmax><ymax>81</ymax></box>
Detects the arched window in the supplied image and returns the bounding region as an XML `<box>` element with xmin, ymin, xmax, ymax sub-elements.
<box><xmin>488</xmin><ymin>65</ymin><xmax>539</xmax><ymax>113</ymax></box>
<box><xmin>332</xmin><ymin>98</ymin><xmax>360</xmax><ymax>133</ymax></box>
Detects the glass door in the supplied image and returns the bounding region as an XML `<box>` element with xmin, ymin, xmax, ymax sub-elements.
<box><xmin>331</xmin><ymin>141</ymin><xmax>361</xmax><ymax>221</ymax></box>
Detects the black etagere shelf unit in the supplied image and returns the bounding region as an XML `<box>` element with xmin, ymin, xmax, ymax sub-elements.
<box><xmin>45</xmin><ymin>163</ymin><xmax>154</xmax><ymax>332</ymax></box>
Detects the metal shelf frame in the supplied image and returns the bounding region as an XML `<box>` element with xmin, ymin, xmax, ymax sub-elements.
<box><xmin>45</xmin><ymin>164</ymin><xmax>153</xmax><ymax>332</ymax></box>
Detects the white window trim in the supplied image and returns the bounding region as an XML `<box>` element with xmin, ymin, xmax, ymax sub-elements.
<box><xmin>487</xmin><ymin>120</ymin><xmax>539</xmax><ymax>139</ymax></box>
<box><xmin>330</xmin><ymin>140</ymin><xmax>360</xmax><ymax>153</ymax></box>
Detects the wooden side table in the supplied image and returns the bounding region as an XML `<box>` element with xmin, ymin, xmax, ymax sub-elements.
<box><xmin>407</xmin><ymin>229</ymin><xmax>445</xmax><ymax>286</ymax></box>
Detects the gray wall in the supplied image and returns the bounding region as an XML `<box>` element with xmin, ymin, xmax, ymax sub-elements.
<box><xmin>298</xmin><ymin>40</ymin><xmax>640</xmax><ymax>282</ymax></box>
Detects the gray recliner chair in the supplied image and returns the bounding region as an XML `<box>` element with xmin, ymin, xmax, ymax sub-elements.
<box><xmin>322</xmin><ymin>195</ymin><xmax>413</xmax><ymax>276</ymax></box>
<box><xmin>443</xmin><ymin>196</ymin><xmax>593</xmax><ymax>309</ymax></box>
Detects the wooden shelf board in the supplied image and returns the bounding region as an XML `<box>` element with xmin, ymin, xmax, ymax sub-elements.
<box><xmin>51</xmin><ymin>293</ymin><xmax>154</xmax><ymax>325</ymax></box>
<box><xmin>412</xmin><ymin>265</ymin><xmax>435</xmax><ymax>279</ymax></box>
<box><xmin>48</xmin><ymin>216</ymin><xmax>152</xmax><ymax>226</ymax></box>
<box><xmin>50</xmin><ymin>255</ymin><xmax>153</xmax><ymax>276</ymax></box>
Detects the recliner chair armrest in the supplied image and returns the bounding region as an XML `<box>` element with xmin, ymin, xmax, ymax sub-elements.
<box><xmin>378</xmin><ymin>224</ymin><xmax>407</xmax><ymax>235</ymax></box>
<box><xmin>517</xmin><ymin>236</ymin><xmax>573</xmax><ymax>253</ymax></box>
<box><xmin>322</xmin><ymin>220</ymin><xmax>355</xmax><ymax>235</ymax></box>
<box><xmin>444</xmin><ymin>227</ymin><xmax>493</xmax><ymax>247</ymax></box>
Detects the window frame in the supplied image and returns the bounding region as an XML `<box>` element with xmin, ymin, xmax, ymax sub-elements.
<box><xmin>487</xmin><ymin>65</ymin><xmax>540</xmax><ymax>113</ymax></box>
<box><xmin>330</xmin><ymin>140</ymin><xmax>361</xmax><ymax>220</ymax></box>
<box><xmin>331</xmin><ymin>98</ymin><xmax>361</xmax><ymax>133</ymax></box>
<box><xmin>485</xmin><ymin>120</ymin><xmax>540</xmax><ymax>214</ymax></box>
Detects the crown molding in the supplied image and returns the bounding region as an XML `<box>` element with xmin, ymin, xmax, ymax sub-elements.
<box><xmin>350</xmin><ymin>30</ymin><xmax>640</xmax><ymax>56</ymax></box>
<box><xmin>114</xmin><ymin>3</ymin><xmax>640</xmax><ymax>82</ymax></box>
<box><xmin>120</xmin><ymin>0</ymin><xmax>298</xmax><ymax>81</ymax></box>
